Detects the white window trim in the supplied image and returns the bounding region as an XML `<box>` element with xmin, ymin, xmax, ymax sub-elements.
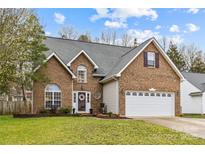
<box><xmin>44</xmin><ymin>84</ymin><xmax>62</xmax><ymax>109</ymax></box>
<box><xmin>77</xmin><ymin>65</ymin><xmax>87</xmax><ymax>83</ymax></box>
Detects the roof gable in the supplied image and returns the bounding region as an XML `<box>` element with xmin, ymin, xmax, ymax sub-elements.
<box><xmin>34</xmin><ymin>52</ymin><xmax>76</xmax><ymax>79</ymax></box>
<box><xmin>67</xmin><ymin>50</ymin><xmax>99</xmax><ymax>69</ymax></box>
<box><xmin>101</xmin><ymin>37</ymin><xmax>184</xmax><ymax>83</ymax></box>
<box><xmin>44</xmin><ymin>37</ymin><xmax>130</xmax><ymax>75</ymax></box>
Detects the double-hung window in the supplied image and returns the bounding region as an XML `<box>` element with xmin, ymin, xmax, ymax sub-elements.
<box><xmin>45</xmin><ymin>84</ymin><xmax>61</xmax><ymax>109</ymax></box>
<box><xmin>144</xmin><ymin>51</ymin><xmax>159</xmax><ymax>68</ymax></box>
<box><xmin>77</xmin><ymin>65</ymin><xmax>87</xmax><ymax>83</ymax></box>
<box><xmin>147</xmin><ymin>52</ymin><xmax>155</xmax><ymax>67</ymax></box>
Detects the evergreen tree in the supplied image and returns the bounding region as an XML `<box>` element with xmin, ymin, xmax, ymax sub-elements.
<box><xmin>78</xmin><ymin>34</ymin><xmax>91</xmax><ymax>42</ymax></box>
<box><xmin>167</xmin><ymin>41</ymin><xmax>186</xmax><ymax>71</ymax></box>
<box><xmin>190</xmin><ymin>52</ymin><xmax>205</xmax><ymax>73</ymax></box>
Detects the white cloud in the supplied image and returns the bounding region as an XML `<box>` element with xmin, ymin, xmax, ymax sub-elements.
<box><xmin>127</xmin><ymin>29</ymin><xmax>160</xmax><ymax>43</ymax></box>
<box><xmin>45</xmin><ymin>31</ymin><xmax>51</xmax><ymax>36</ymax></box>
<box><xmin>155</xmin><ymin>25</ymin><xmax>161</xmax><ymax>30</ymax></box>
<box><xmin>187</xmin><ymin>8</ymin><xmax>199</xmax><ymax>14</ymax></box>
<box><xmin>186</xmin><ymin>23</ymin><xmax>200</xmax><ymax>32</ymax></box>
<box><xmin>90</xmin><ymin>8</ymin><xmax>109</xmax><ymax>21</ymax></box>
<box><xmin>54</xmin><ymin>12</ymin><xmax>65</xmax><ymax>24</ymax></box>
<box><xmin>169</xmin><ymin>24</ymin><xmax>180</xmax><ymax>33</ymax></box>
<box><xmin>111</xmin><ymin>8</ymin><xmax>158</xmax><ymax>21</ymax></box>
<box><xmin>90</xmin><ymin>8</ymin><xmax>158</xmax><ymax>28</ymax></box>
<box><xmin>104</xmin><ymin>20</ymin><xmax>127</xmax><ymax>28</ymax></box>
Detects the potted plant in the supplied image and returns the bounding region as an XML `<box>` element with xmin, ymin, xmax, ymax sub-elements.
<box><xmin>72</xmin><ymin>108</ymin><xmax>75</xmax><ymax>114</ymax></box>
<box><xmin>100</xmin><ymin>103</ymin><xmax>104</xmax><ymax>108</ymax></box>
<box><xmin>89</xmin><ymin>108</ymin><xmax>93</xmax><ymax>114</ymax></box>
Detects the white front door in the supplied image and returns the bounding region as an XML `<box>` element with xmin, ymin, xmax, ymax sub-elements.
<box><xmin>72</xmin><ymin>91</ymin><xmax>91</xmax><ymax>113</ymax></box>
<box><xmin>125</xmin><ymin>91</ymin><xmax>175</xmax><ymax>117</ymax></box>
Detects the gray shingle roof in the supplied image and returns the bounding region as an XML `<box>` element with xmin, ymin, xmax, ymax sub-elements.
<box><xmin>44</xmin><ymin>37</ymin><xmax>131</xmax><ymax>75</ymax></box>
<box><xmin>44</xmin><ymin>37</ymin><xmax>159</xmax><ymax>82</ymax></box>
<box><xmin>182</xmin><ymin>72</ymin><xmax>205</xmax><ymax>92</ymax></box>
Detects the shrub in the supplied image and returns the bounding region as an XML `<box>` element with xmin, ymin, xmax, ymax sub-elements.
<box><xmin>39</xmin><ymin>109</ymin><xmax>49</xmax><ymax>114</ymax></box>
<box><xmin>108</xmin><ymin>112</ymin><xmax>113</xmax><ymax>117</ymax></box>
<box><xmin>58</xmin><ymin>107</ymin><xmax>71</xmax><ymax>114</ymax></box>
<box><xmin>49</xmin><ymin>106</ymin><xmax>58</xmax><ymax>114</ymax></box>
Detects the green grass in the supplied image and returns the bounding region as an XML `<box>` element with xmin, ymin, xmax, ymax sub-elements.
<box><xmin>0</xmin><ymin>116</ymin><xmax>205</xmax><ymax>144</ymax></box>
<box><xmin>181</xmin><ymin>114</ymin><xmax>205</xmax><ymax>118</ymax></box>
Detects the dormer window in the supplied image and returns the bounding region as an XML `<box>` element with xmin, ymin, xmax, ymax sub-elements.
<box><xmin>144</xmin><ymin>52</ymin><xmax>159</xmax><ymax>68</ymax></box>
<box><xmin>77</xmin><ymin>65</ymin><xmax>87</xmax><ymax>83</ymax></box>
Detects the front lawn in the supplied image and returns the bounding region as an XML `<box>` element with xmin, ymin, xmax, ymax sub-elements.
<box><xmin>181</xmin><ymin>114</ymin><xmax>205</xmax><ymax>119</ymax></box>
<box><xmin>0</xmin><ymin>116</ymin><xmax>205</xmax><ymax>144</ymax></box>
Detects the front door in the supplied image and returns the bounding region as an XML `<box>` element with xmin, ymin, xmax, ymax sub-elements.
<box><xmin>78</xmin><ymin>92</ymin><xmax>86</xmax><ymax>111</ymax></box>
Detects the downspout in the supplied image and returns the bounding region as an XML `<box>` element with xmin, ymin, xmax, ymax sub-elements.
<box><xmin>72</xmin><ymin>79</ymin><xmax>73</xmax><ymax>107</ymax></box>
<box><xmin>202</xmin><ymin>92</ymin><xmax>204</xmax><ymax>115</ymax></box>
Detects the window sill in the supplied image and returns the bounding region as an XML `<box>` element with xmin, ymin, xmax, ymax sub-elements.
<box><xmin>77</xmin><ymin>82</ymin><xmax>88</xmax><ymax>84</ymax></box>
<box><xmin>147</xmin><ymin>66</ymin><xmax>156</xmax><ymax>69</ymax></box>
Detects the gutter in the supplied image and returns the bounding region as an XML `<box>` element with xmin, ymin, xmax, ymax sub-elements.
<box><xmin>99</xmin><ymin>75</ymin><xmax>118</xmax><ymax>84</ymax></box>
<box><xmin>189</xmin><ymin>92</ymin><xmax>203</xmax><ymax>97</ymax></box>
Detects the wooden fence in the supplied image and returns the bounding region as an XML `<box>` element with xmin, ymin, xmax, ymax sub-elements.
<box><xmin>0</xmin><ymin>101</ymin><xmax>32</xmax><ymax>115</ymax></box>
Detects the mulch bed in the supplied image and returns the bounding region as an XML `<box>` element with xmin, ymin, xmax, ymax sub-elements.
<box><xmin>95</xmin><ymin>114</ymin><xmax>130</xmax><ymax>119</ymax></box>
<box><xmin>13</xmin><ymin>113</ymin><xmax>82</xmax><ymax>118</ymax></box>
<box><xmin>13</xmin><ymin>113</ymin><xmax>129</xmax><ymax>119</ymax></box>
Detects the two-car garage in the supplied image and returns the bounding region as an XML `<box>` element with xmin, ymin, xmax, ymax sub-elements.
<box><xmin>125</xmin><ymin>91</ymin><xmax>175</xmax><ymax>117</ymax></box>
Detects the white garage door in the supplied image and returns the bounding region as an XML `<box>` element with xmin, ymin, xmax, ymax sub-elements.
<box><xmin>125</xmin><ymin>91</ymin><xmax>175</xmax><ymax>117</ymax></box>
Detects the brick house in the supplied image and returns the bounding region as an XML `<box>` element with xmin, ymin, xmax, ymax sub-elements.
<box><xmin>33</xmin><ymin>37</ymin><xmax>184</xmax><ymax>116</ymax></box>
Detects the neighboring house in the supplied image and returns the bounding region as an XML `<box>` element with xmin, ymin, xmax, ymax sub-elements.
<box><xmin>181</xmin><ymin>72</ymin><xmax>205</xmax><ymax>114</ymax></box>
<box><xmin>33</xmin><ymin>36</ymin><xmax>184</xmax><ymax>117</ymax></box>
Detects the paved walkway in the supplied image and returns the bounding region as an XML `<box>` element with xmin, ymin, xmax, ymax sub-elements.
<box><xmin>132</xmin><ymin>117</ymin><xmax>205</xmax><ymax>139</ymax></box>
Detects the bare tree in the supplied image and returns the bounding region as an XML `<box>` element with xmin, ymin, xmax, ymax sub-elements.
<box><xmin>179</xmin><ymin>43</ymin><xmax>204</xmax><ymax>72</ymax></box>
<box><xmin>160</xmin><ymin>36</ymin><xmax>168</xmax><ymax>52</ymax></box>
<box><xmin>94</xmin><ymin>37</ymin><xmax>100</xmax><ymax>43</ymax></box>
<box><xmin>100</xmin><ymin>31</ymin><xmax>111</xmax><ymax>44</ymax></box>
<box><xmin>111</xmin><ymin>31</ymin><xmax>117</xmax><ymax>45</ymax></box>
<box><xmin>98</xmin><ymin>31</ymin><xmax>117</xmax><ymax>45</ymax></box>
<box><xmin>58</xmin><ymin>25</ymin><xmax>78</xmax><ymax>39</ymax></box>
<box><xmin>121</xmin><ymin>33</ymin><xmax>132</xmax><ymax>47</ymax></box>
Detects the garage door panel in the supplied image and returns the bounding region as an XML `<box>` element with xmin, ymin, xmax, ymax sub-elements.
<box><xmin>125</xmin><ymin>91</ymin><xmax>175</xmax><ymax>116</ymax></box>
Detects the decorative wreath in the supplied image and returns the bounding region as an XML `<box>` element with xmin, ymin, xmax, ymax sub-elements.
<box><xmin>93</xmin><ymin>92</ymin><xmax>102</xmax><ymax>100</ymax></box>
<box><xmin>78</xmin><ymin>94</ymin><xmax>85</xmax><ymax>101</ymax></box>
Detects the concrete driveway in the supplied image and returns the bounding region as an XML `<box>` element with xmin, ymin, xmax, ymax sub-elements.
<box><xmin>132</xmin><ymin>117</ymin><xmax>205</xmax><ymax>139</ymax></box>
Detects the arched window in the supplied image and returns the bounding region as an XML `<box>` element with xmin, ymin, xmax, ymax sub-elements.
<box><xmin>77</xmin><ymin>65</ymin><xmax>87</xmax><ymax>83</ymax></box>
<box><xmin>45</xmin><ymin>84</ymin><xmax>61</xmax><ymax>109</ymax></box>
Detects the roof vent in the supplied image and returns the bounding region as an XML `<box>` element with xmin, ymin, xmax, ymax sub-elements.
<box><xmin>62</xmin><ymin>34</ymin><xmax>66</xmax><ymax>39</ymax></box>
<box><xmin>134</xmin><ymin>38</ymin><xmax>139</xmax><ymax>47</ymax></box>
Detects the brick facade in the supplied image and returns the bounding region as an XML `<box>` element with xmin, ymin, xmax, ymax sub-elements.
<box><xmin>33</xmin><ymin>41</ymin><xmax>181</xmax><ymax>115</ymax></box>
<box><xmin>118</xmin><ymin>42</ymin><xmax>181</xmax><ymax>115</ymax></box>
<box><xmin>33</xmin><ymin>56</ymin><xmax>73</xmax><ymax>113</ymax></box>
<box><xmin>70</xmin><ymin>53</ymin><xmax>103</xmax><ymax>113</ymax></box>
